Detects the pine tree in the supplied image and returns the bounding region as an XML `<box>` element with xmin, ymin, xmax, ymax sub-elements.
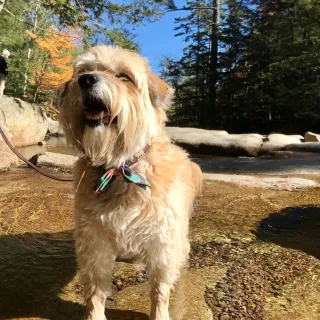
<box><xmin>171</xmin><ymin>0</ymin><xmax>212</xmax><ymax>126</ymax></box>
<box><xmin>244</xmin><ymin>0</ymin><xmax>320</xmax><ymax>132</ymax></box>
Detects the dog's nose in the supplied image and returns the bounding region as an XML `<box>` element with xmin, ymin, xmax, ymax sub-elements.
<box><xmin>78</xmin><ymin>74</ymin><xmax>100</xmax><ymax>89</ymax></box>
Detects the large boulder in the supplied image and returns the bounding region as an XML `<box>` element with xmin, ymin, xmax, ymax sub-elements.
<box><xmin>165</xmin><ymin>127</ymin><xmax>264</xmax><ymax>157</ymax></box>
<box><xmin>261</xmin><ymin>133</ymin><xmax>303</xmax><ymax>153</ymax></box>
<box><xmin>0</xmin><ymin>96</ymin><xmax>48</xmax><ymax>147</ymax></box>
<box><xmin>304</xmin><ymin>131</ymin><xmax>320</xmax><ymax>142</ymax></box>
<box><xmin>0</xmin><ymin>145</ymin><xmax>20</xmax><ymax>171</ymax></box>
<box><xmin>165</xmin><ymin>127</ymin><xmax>228</xmax><ymax>139</ymax></box>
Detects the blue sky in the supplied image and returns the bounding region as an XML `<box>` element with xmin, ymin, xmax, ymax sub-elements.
<box><xmin>134</xmin><ymin>0</ymin><xmax>188</xmax><ymax>73</ymax></box>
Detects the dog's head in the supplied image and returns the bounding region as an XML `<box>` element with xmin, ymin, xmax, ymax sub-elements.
<box><xmin>59</xmin><ymin>45</ymin><xmax>173</xmax><ymax>167</ymax></box>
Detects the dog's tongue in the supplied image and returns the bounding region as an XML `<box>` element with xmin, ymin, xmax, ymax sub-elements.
<box><xmin>84</xmin><ymin>110</ymin><xmax>104</xmax><ymax>120</ymax></box>
<box><xmin>84</xmin><ymin>110</ymin><xmax>112</xmax><ymax>125</ymax></box>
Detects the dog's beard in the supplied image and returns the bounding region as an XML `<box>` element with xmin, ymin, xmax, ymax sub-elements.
<box><xmin>81</xmin><ymin>93</ymin><xmax>159</xmax><ymax>167</ymax></box>
<box><xmin>82</xmin><ymin>125</ymin><xmax>120</xmax><ymax>167</ymax></box>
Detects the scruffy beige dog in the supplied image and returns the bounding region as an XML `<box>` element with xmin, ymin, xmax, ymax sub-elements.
<box><xmin>59</xmin><ymin>45</ymin><xmax>202</xmax><ymax>320</ymax></box>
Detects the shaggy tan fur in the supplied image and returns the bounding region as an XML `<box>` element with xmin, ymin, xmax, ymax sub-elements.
<box><xmin>59</xmin><ymin>45</ymin><xmax>202</xmax><ymax>320</ymax></box>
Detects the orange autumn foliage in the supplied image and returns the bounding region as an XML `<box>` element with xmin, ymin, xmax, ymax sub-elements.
<box><xmin>27</xmin><ymin>27</ymin><xmax>79</xmax><ymax>93</ymax></box>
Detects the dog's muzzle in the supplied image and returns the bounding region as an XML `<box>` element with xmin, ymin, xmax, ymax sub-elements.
<box><xmin>78</xmin><ymin>73</ymin><xmax>112</xmax><ymax>127</ymax></box>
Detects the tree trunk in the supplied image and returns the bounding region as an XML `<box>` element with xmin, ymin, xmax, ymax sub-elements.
<box><xmin>23</xmin><ymin>3</ymin><xmax>39</xmax><ymax>96</ymax></box>
<box><xmin>0</xmin><ymin>0</ymin><xmax>6</xmax><ymax>14</ymax></box>
<box><xmin>205</xmin><ymin>0</ymin><xmax>220</xmax><ymax>128</ymax></box>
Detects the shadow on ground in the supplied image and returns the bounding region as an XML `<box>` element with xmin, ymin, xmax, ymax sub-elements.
<box><xmin>255</xmin><ymin>206</ymin><xmax>320</xmax><ymax>259</ymax></box>
<box><xmin>0</xmin><ymin>231</ymin><xmax>148</xmax><ymax>320</ymax></box>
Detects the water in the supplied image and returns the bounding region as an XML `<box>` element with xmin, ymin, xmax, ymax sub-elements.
<box><xmin>17</xmin><ymin>136</ymin><xmax>75</xmax><ymax>159</ymax></box>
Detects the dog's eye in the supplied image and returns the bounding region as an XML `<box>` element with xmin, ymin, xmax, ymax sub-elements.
<box><xmin>115</xmin><ymin>73</ymin><xmax>131</xmax><ymax>82</ymax></box>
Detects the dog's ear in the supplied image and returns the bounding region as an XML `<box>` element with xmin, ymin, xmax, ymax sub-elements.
<box><xmin>148</xmin><ymin>71</ymin><xmax>174</xmax><ymax>110</ymax></box>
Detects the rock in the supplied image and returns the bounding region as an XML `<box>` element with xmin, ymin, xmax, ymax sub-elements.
<box><xmin>165</xmin><ymin>128</ymin><xmax>320</xmax><ymax>157</ymax></box>
<box><xmin>203</xmin><ymin>173</ymin><xmax>318</xmax><ymax>190</ymax></box>
<box><xmin>30</xmin><ymin>151</ymin><xmax>78</xmax><ymax>169</ymax></box>
<box><xmin>288</xmin><ymin>134</ymin><xmax>305</xmax><ymax>141</ymax></box>
<box><xmin>283</xmin><ymin>142</ymin><xmax>320</xmax><ymax>153</ymax></box>
<box><xmin>261</xmin><ymin>134</ymin><xmax>303</xmax><ymax>153</ymax></box>
<box><xmin>265</xmin><ymin>134</ymin><xmax>304</xmax><ymax>144</ymax></box>
<box><xmin>38</xmin><ymin>141</ymin><xmax>46</xmax><ymax>146</ymax></box>
<box><xmin>165</xmin><ymin>127</ymin><xmax>263</xmax><ymax>157</ymax></box>
<box><xmin>304</xmin><ymin>131</ymin><xmax>320</xmax><ymax>142</ymax></box>
<box><xmin>0</xmin><ymin>95</ymin><xmax>47</xmax><ymax>148</ymax></box>
<box><xmin>0</xmin><ymin>146</ymin><xmax>20</xmax><ymax>171</ymax></box>
<box><xmin>165</xmin><ymin>127</ymin><xmax>229</xmax><ymax>138</ymax></box>
<box><xmin>47</xmin><ymin>118</ymin><xmax>64</xmax><ymax>136</ymax></box>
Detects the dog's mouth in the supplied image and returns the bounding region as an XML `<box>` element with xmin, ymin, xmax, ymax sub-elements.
<box><xmin>84</xmin><ymin>109</ymin><xmax>112</xmax><ymax>126</ymax></box>
<box><xmin>82</xmin><ymin>98</ymin><xmax>114</xmax><ymax>127</ymax></box>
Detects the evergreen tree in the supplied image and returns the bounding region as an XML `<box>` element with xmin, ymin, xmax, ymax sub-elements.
<box><xmin>164</xmin><ymin>0</ymin><xmax>320</xmax><ymax>133</ymax></box>
<box><xmin>170</xmin><ymin>0</ymin><xmax>212</xmax><ymax>126</ymax></box>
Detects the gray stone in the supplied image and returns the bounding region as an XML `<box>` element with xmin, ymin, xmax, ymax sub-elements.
<box><xmin>165</xmin><ymin>127</ymin><xmax>264</xmax><ymax>157</ymax></box>
<box><xmin>261</xmin><ymin>133</ymin><xmax>303</xmax><ymax>153</ymax></box>
<box><xmin>0</xmin><ymin>145</ymin><xmax>20</xmax><ymax>171</ymax></box>
<box><xmin>0</xmin><ymin>95</ymin><xmax>47</xmax><ymax>147</ymax></box>
<box><xmin>31</xmin><ymin>151</ymin><xmax>78</xmax><ymax>169</ymax></box>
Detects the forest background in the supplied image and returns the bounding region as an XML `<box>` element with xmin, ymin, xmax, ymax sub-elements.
<box><xmin>0</xmin><ymin>0</ymin><xmax>319</xmax><ymax>134</ymax></box>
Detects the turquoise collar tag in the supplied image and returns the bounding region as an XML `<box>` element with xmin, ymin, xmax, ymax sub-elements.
<box><xmin>93</xmin><ymin>166</ymin><xmax>151</xmax><ymax>198</ymax></box>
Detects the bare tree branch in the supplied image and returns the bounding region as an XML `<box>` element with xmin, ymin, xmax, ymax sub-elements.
<box><xmin>3</xmin><ymin>7</ymin><xmax>82</xmax><ymax>40</ymax></box>
<box><xmin>162</xmin><ymin>6</ymin><xmax>215</xmax><ymax>13</ymax></box>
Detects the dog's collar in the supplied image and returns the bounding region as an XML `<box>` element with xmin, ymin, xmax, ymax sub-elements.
<box><xmin>124</xmin><ymin>144</ymin><xmax>151</xmax><ymax>167</ymax></box>
<box><xmin>93</xmin><ymin>166</ymin><xmax>151</xmax><ymax>198</ymax></box>
<box><xmin>92</xmin><ymin>144</ymin><xmax>151</xmax><ymax>198</ymax></box>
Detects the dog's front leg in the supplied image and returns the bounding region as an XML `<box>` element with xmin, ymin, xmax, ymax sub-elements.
<box><xmin>84</xmin><ymin>293</ymin><xmax>108</xmax><ymax>320</ymax></box>
<box><xmin>149</xmin><ymin>281</ymin><xmax>171</xmax><ymax>320</ymax></box>
<box><xmin>76</xmin><ymin>225</ymin><xmax>115</xmax><ymax>320</ymax></box>
<box><xmin>80</xmin><ymin>251</ymin><xmax>115</xmax><ymax>320</ymax></box>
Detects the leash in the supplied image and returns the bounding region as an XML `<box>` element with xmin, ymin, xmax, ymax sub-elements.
<box><xmin>0</xmin><ymin>125</ymin><xmax>73</xmax><ymax>182</ymax></box>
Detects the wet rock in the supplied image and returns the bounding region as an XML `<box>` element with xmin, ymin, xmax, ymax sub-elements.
<box><xmin>30</xmin><ymin>151</ymin><xmax>78</xmax><ymax>170</ymax></box>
